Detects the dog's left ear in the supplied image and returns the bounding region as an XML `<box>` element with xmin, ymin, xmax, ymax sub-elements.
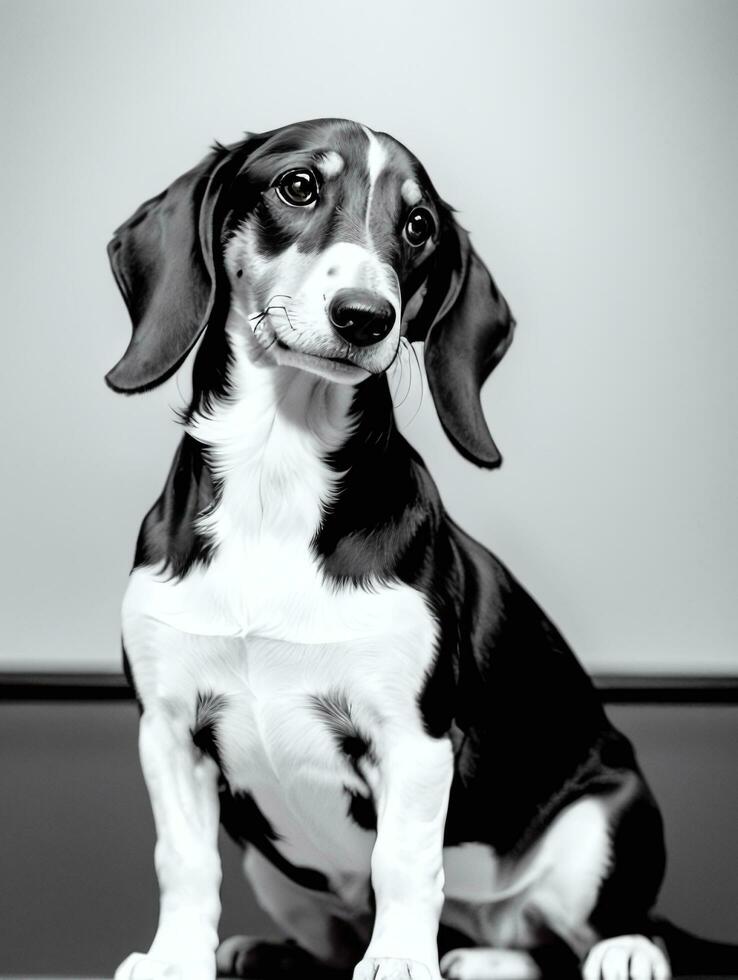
<box><xmin>105</xmin><ymin>140</ymin><xmax>253</xmax><ymax>394</ymax></box>
<box><xmin>405</xmin><ymin>214</ymin><xmax>516</xmax><ymax>468</ymax></box>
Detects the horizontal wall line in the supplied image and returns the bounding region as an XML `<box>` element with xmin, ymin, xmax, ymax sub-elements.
<box><xmin>0</xmin><ymin>672</ymin><xmax>134</xmax><ymax>701</ymax></box>
<box><xmin>1</xmin><ymin>671</ymin><xmax>737</xmax><ymax>704</ymax></box>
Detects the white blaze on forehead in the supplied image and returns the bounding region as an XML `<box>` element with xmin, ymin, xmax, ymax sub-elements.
<box><xmin>363</xmin><ymin>126</ymin><xmax>387</xmax><ymax>187</ymax></box>
<box><xmin>401</xmin><ymin>178</ymin><xmax>422</xmax><ymax>206</ymax></box>
<box><xmin>361</xmin><ymin>126</ymin><xmax>388</xmax><ymax>243</ymax></box>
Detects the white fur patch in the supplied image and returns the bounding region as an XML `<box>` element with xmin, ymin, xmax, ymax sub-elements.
<box><xmin>401</xmin><ymin>178</ymin><xmax>422</xmax><ymax>206</ymax></box>
<box><xmin>318</xmin><ymin>150</ymin><xmax>344</xmax><ymax>179</ymax></box>
<box><xmin>583</xmin><ymin>935</ymin><xmax>671</xmax><ymax>980</ymax></box>
<box><xmin>362</xmin><ymin>126</ymin><xmax>388</xmax><ymax>247</ymax></box>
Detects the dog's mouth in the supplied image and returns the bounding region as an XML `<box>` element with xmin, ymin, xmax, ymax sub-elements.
<box><xmin>270</xmin><ymin>338</ymin><xmax>373</xmax><ymax>383</ymax></box>
<box><xmin>246</xmin><ymin>310</ymin><xmax>388</xmax><ymax>383</ymax></box>
<box><xmin>275</xmin><ymin>338</ymin><xmax>354</xmax><ymax>368</ymax></box>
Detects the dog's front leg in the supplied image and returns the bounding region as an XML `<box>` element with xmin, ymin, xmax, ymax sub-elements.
<box><xmin>355</xmin><ymin>732</ymin><xmax>454</xmax><ymax>980</ymax></box>
<box><xmin>116</xmin><ymin>702</ymin><xmax>222</xmax><ymax>980</ymax></box>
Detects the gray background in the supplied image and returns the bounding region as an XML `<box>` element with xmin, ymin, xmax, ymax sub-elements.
<box><xmin>1</xmin><ymin>0</ymin><xmax>737</xmax><ymax>674</ymax></box>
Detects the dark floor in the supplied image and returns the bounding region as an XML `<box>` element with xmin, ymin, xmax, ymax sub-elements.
<box><xmin>1</xmin><ymin>702</ymin><xmax>737</xmax><ymax>977</ymax></box>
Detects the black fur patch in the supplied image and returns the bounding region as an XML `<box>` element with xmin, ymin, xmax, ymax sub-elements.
<box><xmin>134</xmin><ymin>433</ymin><xmax>217</xmax><ymax>580</ymax></box>
<box><xmin>308</xmin><ymin>690</ymin><xmax>376</xmax><ymax>764</ymax></box>
<box><xmin>587</xmin><ymin>768</ymin><xmax>666</xmax><ymax>937</ymax></box>
<box><xmin>219</xmin><ymin>787</ymin><xmax>331</xmax><ymax>893</ymax></box>
<box><xmin>347</xmin><ymin>790</ymin><xmax>376</xmax><ymax>831</ymax></box>
<box><xmin>191</xmin><ymin>691</ymin><xmax>229</xmax><ymax>769</ymax></box>
<box><xmin>308</xmin><ymin>690</ymin><xmax>378</xmax><ymax>832</ymax></box>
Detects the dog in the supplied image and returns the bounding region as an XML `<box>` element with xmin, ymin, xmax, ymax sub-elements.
<box><xmin>106</xmin><ymin>119</ymin><xmax>737</xmax><ymax>980</ymax></box>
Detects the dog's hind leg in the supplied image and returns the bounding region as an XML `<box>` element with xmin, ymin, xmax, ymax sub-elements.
<box><xmin>216</xmin><ymin>934</ymin><xmax>349</xmax><ymax>978</ymax></box>
<box><xmin>218</xmin><ymin>847</ymin><xmax>367</xmax><ymax>976</ymax></box>
<box><xmin>439</xmin><ymin>947</ymin><xmax>541</xmax><ymax>979</ymax></box>
<box><xmin>439</xmin><ymin>935</ymin><xmax>583</xmax><ymax>980</ymax></box>
<box><xmin>579</xmin><ymin>774</ymin><xmax>670</xmax><ymax>980</ymax></box>
<box><xmin>438</xmin><ymin>790</ymin><xmax>633</xmax><ymax>980</ymax></box>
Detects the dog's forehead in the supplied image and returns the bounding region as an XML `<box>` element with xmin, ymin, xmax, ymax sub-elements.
<box><xmin>248</xmin><ymin>118</ymin><xmax>426</xmax><ymax>195</ymax></box>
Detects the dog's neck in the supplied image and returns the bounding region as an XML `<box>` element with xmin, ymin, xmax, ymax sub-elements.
<box><xmin>186</xmin><ymin>321</ymin><xmax>360</xmax><ymax>544</ymax></box>
<box><xmin>146</xmin><ymin>316</ymin><xmax>429</xmax><ymax>586</ymax></box>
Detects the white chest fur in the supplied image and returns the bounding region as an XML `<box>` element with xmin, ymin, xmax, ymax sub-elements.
<box><xmin>124</xmin><ymin>330</ymin><xmax>433</xmax><ymax>645</ymax></box>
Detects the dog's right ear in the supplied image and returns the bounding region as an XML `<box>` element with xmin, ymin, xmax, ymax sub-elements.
<box><xmin>105</xmin><ymin>139</ymin><xmax>256</xmax><ymax>394</ymax></box>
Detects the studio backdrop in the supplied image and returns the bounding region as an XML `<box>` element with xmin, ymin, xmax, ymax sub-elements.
<box><xmin>1</xmin><ymin>0</ymin><xmax>736</xmax><ymax>676</ymax></box>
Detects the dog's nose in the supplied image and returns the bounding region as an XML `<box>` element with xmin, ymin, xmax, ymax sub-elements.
<box><xmin>328</xmin><ymin>289</ymin><xmax>395</xmax><ymax>347</ymax></box>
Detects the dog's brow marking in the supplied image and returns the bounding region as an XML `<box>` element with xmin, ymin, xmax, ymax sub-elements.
<box><xmin>362</xmin><ymin>126</ymin><xmax>388</xmax><ymax>248</ymax></box>
<box><xmin>319</xmin><ymin>151</ymin><xmax>344</xmax><ymax>178</ymax></box>
<box><xmin>401</xmin><ymin>178</ymin><xmax>422</xmax><ymax>206</ymax></box>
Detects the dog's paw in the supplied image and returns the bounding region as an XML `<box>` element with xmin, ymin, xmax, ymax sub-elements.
<box><xmin>216</xmin><ymin>935</ymin><xmax>322</xmax><ymax>977</ymax></box>
<box><xmin>115</xmin><ymin>951</ymin><xmax>216</xmax><ymax>980</ymax></box>
<box><xmin>353</xmin><ymin>956</ymin><xmax>436</xmax><ymax>980</ymax></box>
<box><xmin>582</xmin><ymin>935</ymin><xmax>670</xmax><ymax>980</ymax></box>
<box><xmin>440</xmin><ymin>947</ymin><xmax>541</xmax><ymax>980</ymax></box>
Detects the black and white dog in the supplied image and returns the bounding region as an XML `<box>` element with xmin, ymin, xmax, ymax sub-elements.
<box><xmin>107</xmin><ymin>119</ymin><xmax>735</xmax><ymax>980</ymax></box>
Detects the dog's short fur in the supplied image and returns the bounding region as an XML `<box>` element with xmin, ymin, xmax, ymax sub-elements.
<box><xmin>107</xmin><ymin>119</ymin><xmax>734</xmax><ymax>980</ymax></box>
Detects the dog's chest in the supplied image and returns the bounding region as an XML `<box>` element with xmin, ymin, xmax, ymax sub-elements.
<box><xmin>125</xmin><ymin>566</ymin><xmax>437</xmax><ymax>888</ymax></box>
<box><xmin>125</xmin><ymin>375</ymin><xmax>433</xmax><ymax>645</ymax></box>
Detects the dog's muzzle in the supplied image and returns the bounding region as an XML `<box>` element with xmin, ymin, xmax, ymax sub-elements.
<box><xmin>328</xmin><ymin>289</ymin><xmax>396</xmax><ymax>348</ymax></box>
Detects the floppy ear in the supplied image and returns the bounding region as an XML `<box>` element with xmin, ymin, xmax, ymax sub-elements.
<box><xmin>405</xmin><ymin>216</ymin><xmax>516</xmax><ymax>468</ymax></box>
<box><xmin>105</xmin><ymin>143</ymin><xmax>248</xmax><ymax>393</ymax></box>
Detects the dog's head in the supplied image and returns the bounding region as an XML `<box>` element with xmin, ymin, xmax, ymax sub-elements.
<box><xmin>106</xmin><ymin>118</ymin><xmax>515</xmax><ymax>467</ymax></box>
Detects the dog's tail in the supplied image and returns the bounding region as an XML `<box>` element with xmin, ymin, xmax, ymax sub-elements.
<box><xmin>652</xmin><ymin>916</ymin><xmax>738</xmax><ymax>976</ymax></box>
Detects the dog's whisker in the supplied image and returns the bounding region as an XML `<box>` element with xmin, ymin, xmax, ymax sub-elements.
<box><xmin>387</xmin><ymin>337</ymin><xmax>405</xmax><ymax>373</ymax></box>
<box><xmin>391</xmin><ymin>345</ymin><xmax>405</xmax><ymax>403</ymax></box>
<box><xmin>404</xmin><ymin>340</ymin><xmax>425</xmax><ymax>429</ymax></box>
<box><xmin>263</xmin><ymin>304</ymin><xmax>296</xmax><ymax>331</ymax></box>
<box><xmin>248</xmin><ymin>295</ymin><xmax>292</xmax><ymax>321</ymax></box>
<box><xmin>396</xmin><ymin>340</ymin><xmax>415</xmax><ymax>409</ymax></box>
<box><xmin>248</xmin><ymin>311</ymin><xmax>269</xmax><ymax>330</ymax></box>
<box><xmin>390</xmin><ymin>337</ymin><xmax>407</xmax><ymax>399</ymax></box>
<box><xmin>248</xmin><ymin>304</ymin><xmax>298</xmax><ymax>342</ymax></box>
<box><xmin>250</xmin><ymin>312</ymin><xmax>270</xmax><ymax>337</ymax></box>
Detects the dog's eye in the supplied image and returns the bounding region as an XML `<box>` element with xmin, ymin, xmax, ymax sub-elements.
<box><xmin>275</xmin><ymin>170</ymin><xmax>319</xmax><ymax>207</ymax></box>
<box><xmin>404</xmin><ymin>207</ymin><xmax>435</xmax><ymax>247</ymax></box>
